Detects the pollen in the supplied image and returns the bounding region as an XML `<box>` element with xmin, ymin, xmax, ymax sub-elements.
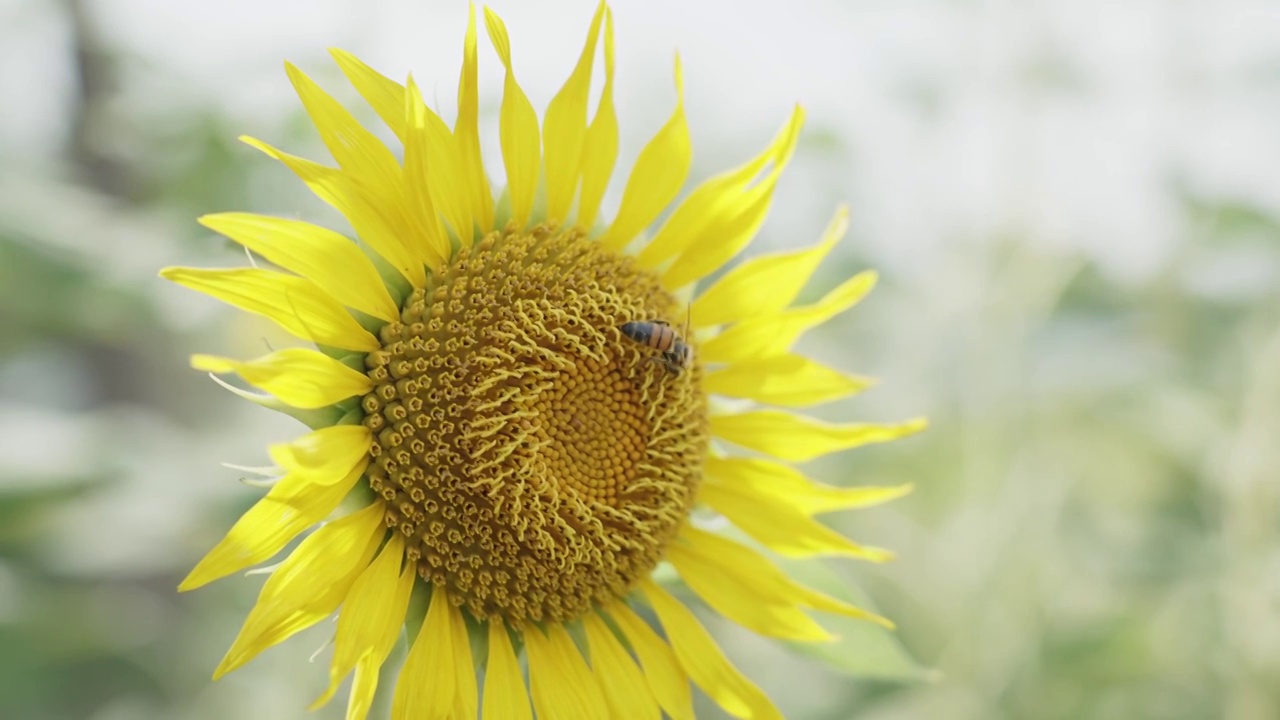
<box><xmin>361</xmin><ymin>224</ymin><xmax>708</xmax><ymax>626</ymax></box>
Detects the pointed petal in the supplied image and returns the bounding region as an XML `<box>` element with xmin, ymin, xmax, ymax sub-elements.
<box><xmin>576</xmin><ymin>7</ymin><xmax>617</xmax><ymax>230</ymax></box>
<box><xmin>700</xmin><ymin>478</ymin><xmax>898</xmax><ymax>561</ymax></box>
<box><xmin>198</xmin><ymin>212</ymin><xmax>399</xmax><ymax>322</ymax></box>
<box><xmin>582</xmin><ymin>612</ymin><xmax>661</xmax><ymax>720</ymax></box>
<box><xmin>483</xmin><ymin>622</ymin><xmax>533</xmax><ymax>720</ymax></box>
<box><xmin>543</xmin><ymin>3</ymin><xmax>605</xmax><ymax>222</ymax></box>
<box><xmin>239</xmin><ymin>136</ymin><xmax>426</xmax><ymax>288</ymax></box>
<box><xmin>598</xmin><ymin>56</ymin><xmax>690</xmax><ymax>251</ymax></box>
<box><xmin>674</xmin><ymin>527</ymin><xmax>892</xmax><ymax>629</ymax></box>
<box><xmin>393</xmin><ymin>87</ymin><xmax>472</xmax><ymax>246</ymax></box>
<box><xmin>202</xmin><ymin>373</ymin><xmax>345</xmax><ymax>429</ymax></box>
<box><xmin>283</xmin><ymin>64</ymin><xmax>431</xmax><ymax>282</ymax></box>
<box><xmin>191</xmin><ymin>349</ymin><xmax>372</xmax><ymax>410</ymax></box>
<box><xmin>484</xmin><ymin>8</ymin><xmax>541</xmax><ymax>228</ymax></box>
<box><xmin>698</xmin><ymin>270</ymin><xmax>877</xmax><ymax>364</ymax></box>
<box><xmin>213</xmin><ymin>502</ymin><xmax>384</xmax><ymax>678</ymax></box>
<box><xmin>525</xmin><ymin>623</ymin><xmax>609</xmax><ymax>720</ymax></box>
<box><xmin>690</xmin><ymin>205</ymin><xmax>847</xmax><ymax>329</ymax></box>
<box><xmin>604</xmin><ymin>602</ymin><xmax>695</xmax><ymax>720</ymax></box>
<box><xmin>449</xmin><ymin>600</ymin><xmax>481</xmax><ymax>718</ymax></box>
<box><xmin>711</xmin><ymin>409</ymin><xmax>928</xmax><ymax>462</ymax></box>
<box><xmin>329</xmin><ymin>48</ymin><xmax>406</xmax><ymax>141</ymax></box>
<box><xmin>659</xmin><ymin>111</ymin><xmax>802</xmax><ymax>289</ymax></box>
<box><xmin>343</xmin><ymin>660</ymin><xmax>383</xmax><ymax>720</ymax></box>
<box><xmin>267</xmin><ymin>425</ymin><xmax>373</xmax><ymax>485</ymax></box>
<box><xmin>640</xmin><ymin>106</ymin><xmax>803</xmax><ymax>285</ymax></box>
<box><xmin>284</xmin><ymin>62</ymin><xmax>403</xmax><ymax>202</ymax></box>
<box><xmin>159</xmin><ymin>266</ymin><xmax>378</xmax><ymax>352</ymax></box>
<box><xmin>702</xmin><ymin>354</ymin><xmax>875</xmax><ymax>408</ymax></box>
<box><xmin>639</xmin><ymin>579</ymin><xmax>782</xmax><ymax>720</ymax></box>
<box><xmin>392</xmin><ymin>585</ymin><xmax>478</xmax><ymax>720</ymax></box>
<box><xmin>403</xmin><ymin>77</ymin><xmax>454</xmax><ymax>269</ymax></box>
<box><xmin>179</xmin><ymin>457</ymin><xmax>367</xmax><ymax>591</ymax></box>
<box><xmin>340</xmin><ymin>661</ymin><xmax>378</xmax><ymax>717</ymax></box>
<box><xmin>311</xmin><ymin>534</ymin><xmax>414</xmax><ymax>716</ymax></box>
<box><xmin>706</xmin><ymin>456</ymin><xmax>912</xmax><ymax>516</ymax></box>
<box><xmin>455</xmin><ymin>5</ymin><xmax>495</xmax><ymax>231</ymax></box>
<box><xmin>666</xmin><ymin>535</ymin><xmax>836</xmax><ymax>643</ymax></box>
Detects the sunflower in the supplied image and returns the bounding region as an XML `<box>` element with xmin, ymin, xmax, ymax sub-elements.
<box><xmin>162</xmin><ymin>4</ymin><xmax>924</xmax><ymax>718</ymax></box>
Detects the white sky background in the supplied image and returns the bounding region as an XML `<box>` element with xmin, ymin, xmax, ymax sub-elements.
<box><xmin>3</xmin><ymin>0</ymin><xmax>1280</xmax><ymax>281</ymax></box>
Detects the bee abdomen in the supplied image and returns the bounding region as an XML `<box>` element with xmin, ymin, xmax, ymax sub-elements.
<box><xmin>621</xmin><ymin>321</ymin><xmax>672</xmax><ymax>350</ymax></box>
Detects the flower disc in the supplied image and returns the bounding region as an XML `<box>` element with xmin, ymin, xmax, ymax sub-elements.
<box><xmin>361</xmin><ymin>224</ymin><xmax>708</xmax><ymax>625</ymax></box>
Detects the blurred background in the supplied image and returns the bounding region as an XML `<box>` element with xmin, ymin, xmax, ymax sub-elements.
<box><xmin>4</xmin><ymin>0</ymin><xmax>1280</xmax><ymax>718</ymax></box>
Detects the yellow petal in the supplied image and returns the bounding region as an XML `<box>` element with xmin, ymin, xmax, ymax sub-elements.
<box><xmin>239</xmin><ymin>136</ymin><xmax>426</xmax><ymax>288</ymax></box>
<box><xmin>393</xmin><ymin>88</ymin><xmax>473</xmax><ymax>246</ymax></box>
<box><xmin>191</xmin><ymin>349</ymin><xmax>372</xmax><ymax>410</ymax></box>
<box><xmin>198</xmin><ymin>212</ymin><xmax>399</xmax><ymax>322</ymax></box>
<box><xmin>698</xmin><ymin>269</ymin><xmax>877</xmax><ymax>364</ymax></box>
<box><xmin>598</xmin><ymin>56</ymin><xmax>690</xmax><ymax>251</ymax></box>
<box><xmin>311</xmin><ymin>534</ymin><xmax>413</xmax><ymax>716</ymax></box>
<box><xmin>575</xmin><ymin>7</ymin><xmax>617</xmax><ymax>230</ymax></box>
<box><xmin>665</xmin><ymin>537</ymin><xmax>835</xmax><ymax>643</ymax></box>
<box><xmin>392</xmin><ymin>585</ymin><xmax>478</xmax><ymax>720</ymax></box>
<box><xmin>329</xmin><ymin>48</ymin><xmax>407</xmax><ymax>141</ymax></box>
<box><xmin>213</xmin><ymin>502</ymin><xmax>384</xmax><ymax>678</ymax></box>
<box><xmin>342</xmin><ymin>661</ymin><xmax>382</xmax><ymax>720</ymax></box>
<box><xmin>582</xmin><ymin>612</ymin><xmax>661</xmax><ymax>720</ymax></box>
<box><xmin>690</xmin><ymin>205</ymin><xmax>847</xmax><ymax>329</ymax></box>
<box><xmin>455</xmin><ymin>5</ymin><xmax>495</xmax><ymax>232</ymax></box>
<box><xmin>449</xmin><ymin>599</ymin><xmax>481</xmax><ymax>719</ymax></box>
<box><xmin>484</xmin><ymin>8</ymin><xmax>541</xmax><ymax>228</ymax></box>
<box><xmin>639</xmin><ymin>579</ymin><xmax>782</xmax><ymax>720</ymax></box>
<box><xmin>641</xmin><ymin>106</ymin><xmax>804</xmax><ymax>285</ymax></box>
<box><xmin>674</xmin><ymin>527</ymin><xmax>892</xmax><ymax>629</ymax></box>
<box><xmin>179</xmin><ymin>457</ymin><xmax>367</xmax><ymax>591</ymax></box>
<box><xmin>525</xmin><ymin>623</ymin><xmax>608</xmax><ymax>720</ymax></box>
<box><xmin>284</xmin><ymin>62</ymin><xmax>403</xmax><ymax>203</ymax></box>
<box><xmin>267</xmin><ymin>425</ymin><xmax>373</xmax><ymax>485</ymax></box>
<box><xmin>603</xmin><ymin>602</ymin><xmax>694</xmax><ymax>720</ymax></box>
<box><xmin>543</xmin><ymin>2</ymin><xmax>605</xmax><ymax>222</ymax></box>
<box><xmin>702</xmin><ymin>354</ymin><xmax>875</xmax><ymax>408</ymax></box>
<box><xmin>159</xmin><ymin>266</ymin><xmax>378</xmax><ymax>352</ymax></box>
<box><xmin>483</xmin><ymin>622</ymin><xmax>533</xmax><ymax>720</ymax></box>
<box><xmin>699</xmin><ymin>480</ymin><xmax>895</xmax><ymax>562</ymax></box>
<box><xmin>711</xmin><ymin>409</ymin><xmax>928</xmax><ymax>462</ymax></box>
<box><xmin>403</xmin><ymin>77</ymin><xmax>454</xmax><ymax>269</ymax></box>
<box><xmin>705</xmin><ymin>455</ymin><xmax>913</xmax><ymax>516</ymax></box>
<box><xmin>283</xmin><ymin>63</ymin><xmax>428</xmax><ymax>283</ymax></box>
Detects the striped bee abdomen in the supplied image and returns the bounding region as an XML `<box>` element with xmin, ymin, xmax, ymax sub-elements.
<box><xmin>620</xmin><ymin>321</ymin><xmax>674</xmax><ymax>351</ymax></box>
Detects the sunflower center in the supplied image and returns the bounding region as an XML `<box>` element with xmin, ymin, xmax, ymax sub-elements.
<box><xmin>360</xmin><ymin>224</ymin><xmax>707</xmax><ymax>626</ymax></box>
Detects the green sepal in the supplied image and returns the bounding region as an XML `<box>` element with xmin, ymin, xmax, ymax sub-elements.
<box><xmin>492</xmin><ymin>172</ymin><xmax>551</xmax><ymax>232</ymax></box>
<box><xmin>314</xmin><ymin>342</ymin><xmax>351</xmax><ymax>362</ymax></box>
<box><xmin>334</xmin><ymin>405</ymin><xmax>365</xmax><ymax>427</ymax></box>
<box><xmin>362</xmin><ymin>244</ymin><xmax>414</xmax><ymax>307</ymax></box>
<box><xmin>463</xmin><ymin>611</ymin><xmax>489</xmax><ymax>670</ymax></box>
<box><xmin>648</xmin><ymin>559</ymin><xmax>681</xmax><ymax>587</ymax></box>
<box><xmin>336</xmin><ymin>351</ymin><xmax>368</xmax><ymax>372</ymax></box>
<box><xmin>492</xmin><ymin>187</ymin><xmax>513</xmax><ymax>231</ymax></box>
<box><xmin>351</xmin><ymin>306</ymin><xmax>388</xmax><ymax>337</ymax></box>
<box><xmin>404</xmin><ymin>579</ymin><xmax>431</xmax><ymax>644</ymax></box>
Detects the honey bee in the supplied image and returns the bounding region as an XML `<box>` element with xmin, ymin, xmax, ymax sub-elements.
<box><xmin>620</xmin><ymin>307</ymin><xmax>693</xmax><ymax>375</ymax></box>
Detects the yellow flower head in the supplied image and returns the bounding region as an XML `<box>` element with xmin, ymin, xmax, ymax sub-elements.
<box><xmin>162</xmin><ymin>4</ymin><xmax>926</xmax><ymax>718</ymax></box>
